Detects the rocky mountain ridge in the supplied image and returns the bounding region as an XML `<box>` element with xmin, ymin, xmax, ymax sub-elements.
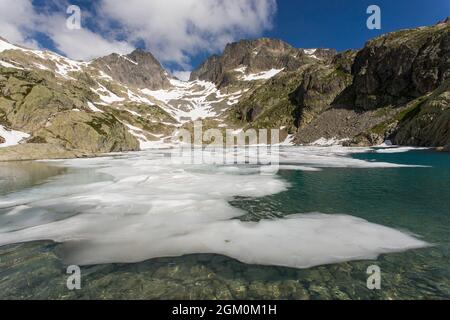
<box><xmin>91</xmin><ymin>49</ymin><xmax>172</xmax><ymax>90</ymax></box>
<box><xmin>190</xmin><ymin>38</ymin><xmax>335</xmax><ymax>88</ymax></box>
<box><xmin>0</xmin><ymin>18</ymin><xmax>449</xmax><ymax>161</ymax></box>
<box><xmin>0</xmin><ymin>36</ymin><xmax>282</xmax><ymax>160</ymax></box>
<box><xmin>225</xmin><ymin>19</ymin><xmax>450</xmax><ymax>150</ymax></box>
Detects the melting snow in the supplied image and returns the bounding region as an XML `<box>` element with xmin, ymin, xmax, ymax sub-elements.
<box><xmin>375</xmin><ymin>146</ymin><xmax>429</xmax><ymax>153</ymax></box>
<box><xmin>140</xmin><ymin>88</ymin><xmax>185</xmax><ymax>104</ymax></box>
<box><xmin>140</xmin><ymin>79</ymin><xmax>238</xmax><ymax>123</ymax></box>
<box><xmin>97</xmin><ymin>70</ymin><xmax>113</xmax><ymax>81</ymax></box>
<box><xmin>304</xmin><ymin>48</ymin><xmax>320</xmax><ymax>60</ymax></box>
<box><xmin>0</xmin><ymin>38</ymin><xmax>88</xmax><ymax>80</ymax></box>
<box><xmin>311</xmin><ymin>137</ymin><xmax>349</xmax><ymax>146</ymax></box>
<box><xmin>87</xmin><ymin>102</ymin><xmax>104</xmax><ymax>113</ymax></box>
<box><xmin>0</xmin><ymin>60</ymin><xmax>22</xmax><ymax>69</ymax></box>
<box><xmin>304</xmin><ymin>49</ymin><xmax>317</xmax><ymax>55</ymax></box>
<box><xmin>280</xmin><ymin>134</ymin><xmax>295</xmax><ymax>146</ymax></box>
<box><xmin>120</xmin><ymin>55</ymin><xmax>138</xmax><ymax>65</ymax></box>
<box><xmin>241</xmin><ymin>68</ymin><xmax>283</xmax><ymax>81</ymax></box>
<box><xmin>0</xmin><ymin>125</ymin><xmax>30</xmax><ymax>148</ymax></box>
<box><xmin>0</xmin><ymin>147</ymin><xmax>429</xmax><ymax>267</ymax></box>
<box><xmin>125</xmin><ymin>109</ymin><xmax>142</xmax><ymax>117</ymax></box>
<box><xmin>92</xmin><ymin>83</ymin><xmax>125</xmax><ymax>105</ymax></box>
<box><xmin>0</xmin><ymin>39</ymin><xmax>31</xmax><ymax>53</ymax></box>
<box><xmin>123</xmin><ymin>122</ymin><xmax>168</xmax><ymax>150</ymax></box>
<box><xmin>0</xmin><ymin>38</ymin><xmax>276</xmax><ymax>133</ymax></box>
<box><xmin>234</xmin><ymin>66</ymin><xmax>248</xmax><ymax>73</ymax></box>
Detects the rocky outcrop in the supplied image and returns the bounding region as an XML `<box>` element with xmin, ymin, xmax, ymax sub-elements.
<box><xmin>226</xmin><ymin>69</ymin><xmax>306</xmax><ymax>131</ymax></box>
<box><xmin>226</xmin><ymin>50</ymin><xmax>353</xmax><ymax>133</ymax></box>
<box><xmin>32</xmin><ymin>111</ymin><xmax>139</xmax><ymax>153</ymax></box>
<box><xmin>92</xmin><ymin>49</ymin><xmax>171</xmax><ymax>90</ymax></box>
<box><xmin>350</xmin><ymin>21</ymin><xmax>450</xmax><ymax>110</ymax></box>
<box><xmin>0</xmin><ymin>37</ymin><xmax>185</xmax><ymax>160</ymax></box>
<box><xmin>1</xmin><ymin>18</ymin><xmax>449</xmax><ymax>160</ymax></box>
<box><xmin>0</xmin><ymin>66</ymin><xmax>139</xmax><ymax>157</ymax></box>
<box><xmin>190</xmin><ymin>38</ymin><xmax>336</xmax><ymax>87</ymax></box>
<box><xmin>290</xmin><ymin>62</ymin><xmax>354</xmax><ymax>127</ymax></box>
<box><xmin>394</xmin><ymin>79</ymin><xmax>450</xmax><ymax>148</ymax></box>
<box><xmin>341</xmin><ymin>19</ymin><xmax>450</xmax><ymax>147</ymax></box>
<box><xmin>226</xmin><ymin>19</ymin><xmax>450</xmax><ymax>149</ymax></box>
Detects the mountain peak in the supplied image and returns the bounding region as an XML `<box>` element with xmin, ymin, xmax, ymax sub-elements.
<box><xmin>190</xmin><ymin>37</ymin><xmax>336</xmax><ymax>85</ymax></box>
<box><xmin>130</xmin><ymin>48</ymin><xmax>147</xmax><ymax>54</ymax></box>
<box><xmin>438</xmin><ymin>16</ymin><xmax>450</xmax><ymax>24</ymax></box>
<box><xmin>92</xmin><ymin>49</ymin><xmax>170</xmax><ymax>90</ymax></box>
<box><xmin>223</xmin><ymin>37</ymin><xmax>294</xmax><ymax>52</ymax></box>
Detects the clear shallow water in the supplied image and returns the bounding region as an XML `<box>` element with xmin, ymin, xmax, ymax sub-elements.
<box><xmin>0</xmin><ymin>147</ymin><xmax>449</xmax><ymax>299</ymax></box>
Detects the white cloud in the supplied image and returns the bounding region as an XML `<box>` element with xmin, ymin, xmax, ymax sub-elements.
<box><xmin>38</xmin><ymin>16</ymin><xmax>134</xmax><ymax>61</ymax></box>
<box><xmin>0</xmin><ymin>0</ymin><xmax>40</xmax><ymax>48</ymax></box>
<box><xmin>99</xmin><ymin>0</ymin><xmax>277</xmax><ymax>67</ymax></box>
<box><xmin>0</xmin><ymin>0</ymin><xmax>134</xmax><ymax>60</ymax></box>
<box><xmin>0</xmin><ymin>0</ymin><xmax>277</xmax><ymax>66</ymax></box>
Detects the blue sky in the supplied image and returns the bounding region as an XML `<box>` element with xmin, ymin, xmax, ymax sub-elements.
<box><xmin>267</xmin><ymin>0</ymin><xmax>449</xmax><ymax>51</ymax></box>
<box><xmin>190</xmin><ymin>0</ymin><xmax>449</xmax><ymax>69</ymax></box>
<box><xmin>1</xmin><ymin>0</ymin><xmax>449</xmax><ymax>77</ymax></box>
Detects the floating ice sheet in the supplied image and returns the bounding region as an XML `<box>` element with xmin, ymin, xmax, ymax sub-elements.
<box><xmin>0</xmin><ymin>147</ymin><xmax>429</xmax><ymax>268</ymax></box>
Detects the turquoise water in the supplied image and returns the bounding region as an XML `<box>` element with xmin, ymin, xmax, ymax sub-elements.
<box><xmin>0</xmin><ymin>149</ymin><xmax>449</xmax><ymax>299</ymax></box>
<box><xmin>238</xmin><ymin>150</ymin><xmax>450</xmax><ymax>243</ymax></box>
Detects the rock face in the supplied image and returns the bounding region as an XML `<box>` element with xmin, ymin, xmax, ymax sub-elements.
<box><xmin>226</xmin><ymin>50</ymin><xmax>354</xmax><ymax>133</ymax></box>
<box><xmin>33</xmin><ymin>111</ymin><xmax>140</xmax><ymax>153</ymax></box>
<box><xmin>343</xmin><ymin>19</ymin><xmax>450</xmax><ymax>148</ymax></box>
<box><xmin>394</xmin><ymin>79</ymin><xmax>450</xmax><ymax>147</ymax></box>
<box><xmin>0</xmin><ymin>18</ymin><xmax>449</xmax><ymax>160</ymax></box>
<box><xmin>351</xmin><ymin>21</ymin><xmax>450</xmax><ymax>110</ymax></box>
<box><xmin>0</xmin><ymin>36</ymin><xmax>185</xmax><ymax>160</ymax></box>
<box><xmin>0</xmin><ymin>66</ymin><xmax>140</xmax><ymax>154</ymax></box>
<box><xmin>225</xmin><ymin>19</ymin><xmax>450</xmax><ymax>149</ymax></box>
<box><xmin>290</xmin><ymin>55</ymin><xmax>354</xmax><ymax>127</ymax></box>
<box><xmin>92</xmin><ymin>49</ymin><xmax>171</xmax><ymax>90</ymax></box>
<box><xmin>190</xmin><ymin>38</ymin><xmax>336</xmax><ymax>87</ymax></box>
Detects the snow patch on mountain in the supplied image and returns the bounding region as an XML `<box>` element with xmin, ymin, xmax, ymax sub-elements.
<box><xmin>87</xmin><ymin>102</ymin><xmax>104</xmax><ymax>113</ymax></box>
<box><xmin>0</xmin><ymin>38</ymin><xmax>31</xmax><ymax>53</ymax></box>
<box><xmin>304</xmin><ymin>49</ymin><xmax>320</xmax><ymax>60</ymax></box>
<box><xmin>0</xmin><ymin>125</ymin><xmax>30</xmax><ymax>148</ymax></box>
<box><xmin>310</xmin><ymin>137</ymin><xmax>350</xmax><ymax>146</ymax></box>
<box><xmin>120</xmin><ymin>55</ymin><xmax>138</xmax><ymax>65</ymax></box>
<box><xmin>0</xmin><ymin>38</ymin><xmax>88</xmax><ymax>80</ymax></box>
<box><xmin>139</xmin><ymin>79</ymin><xmax>243</xmax><ymax>123</ymax></box>
<box><xmin>91</xmin><ymin>83</ymin><xmax>125</xmax><ymax>105</ymax></box>
<box><xmin>0</xmin><ymin>60</ymin><xmax>23</xmax><ymax>69</ymax></box>
<box><xmin>241</xmin><ymin>68</ymin><xmax>283</xmax><ymax>81</ymax></box>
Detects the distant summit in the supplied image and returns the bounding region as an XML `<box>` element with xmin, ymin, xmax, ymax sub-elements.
<box><xmin>91</xmin><ymin>49</ymin><xmax>171</xmax><ymax>90</ymax></box>
<box><xmin>190</xmin><ymin>38</ymin><xmax>336</xmax><ymax>86</ymax></box>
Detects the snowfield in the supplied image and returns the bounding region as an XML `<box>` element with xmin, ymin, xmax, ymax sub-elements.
<box><xmin>241</xmin><ymin>68</ymin><xmax>284</xmax><ymax>81</ymax></box>
<box><xmin>0</xmin><ymin>125</ymin><xmax>30</xmax><ymax>148</ymax></box>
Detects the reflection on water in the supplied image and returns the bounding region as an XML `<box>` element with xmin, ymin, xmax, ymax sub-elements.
<box><xmin>0</xmin><ymin>161</ymin><xmax>67</xmax><ymax>195</ymax></box>
<box><xmin>0</xmin><ymin>147</ymin><xmax>449</xmax><ymax>300</ymax></box>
